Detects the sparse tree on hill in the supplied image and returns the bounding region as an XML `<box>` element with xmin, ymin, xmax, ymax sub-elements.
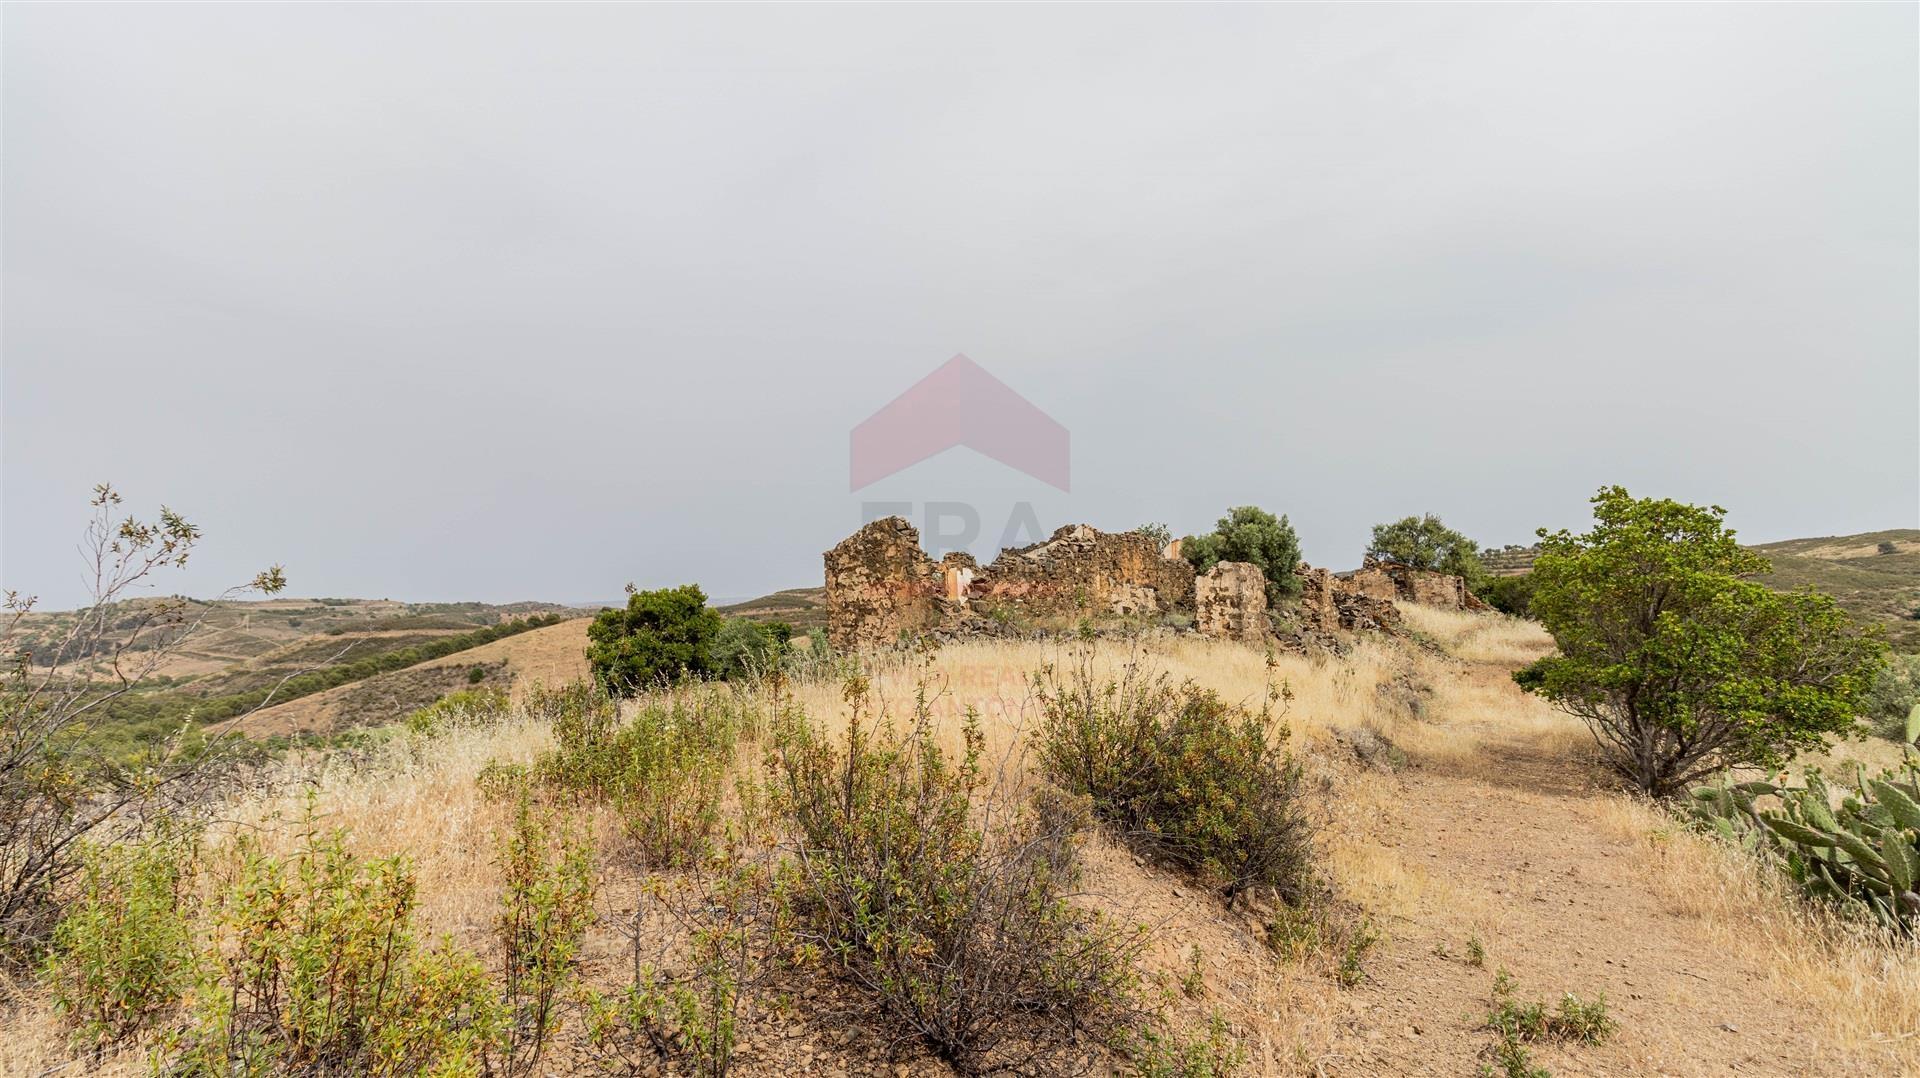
<box><xmin>1367</xmin><ymin>514</ymin><xmax>1488</xmax><ymax>591</ymax></box>
<box><xmin>0</xmin><ymin>485</ymin><xmax>286</xmax><ymax>959</ymax></box>
<box><xmin>586</xmin><ymin>584</ymin><xmax>723</xmax><ymax>696</ymax></box>
<box><xmin>1184</xmin><ymin>506</ymin><xmax>1302</xmax><ymax>606</ymax></box>
<box><xmin>1515</xmin><ymin>486</ymin><xmax>1885</xmax><ymax>797</ymax></box>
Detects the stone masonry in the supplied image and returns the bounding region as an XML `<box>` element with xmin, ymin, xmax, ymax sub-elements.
<box><xmin>1338</xmin><ymin>557</ymin><xmax>1487</xmax><ymax>611</ymax></box>
<box><xmin>825</xmin><ymin>522</ymin><xmax>1480</xmax><ymax>651</ymax></box>
<box><xmin>824</xmin><ymin>519</ymin><xmax>1196</xmax><ymax>650</ymax></box>
<box><xmin>1196</xmin><ymin>561</ymin><xmax>1269</xmax><ymax>642</ymax></box>
<box><xmin>973</xmin><ymin>524</ymin><xmax>1195</xmax><ymax>617</ymax></box>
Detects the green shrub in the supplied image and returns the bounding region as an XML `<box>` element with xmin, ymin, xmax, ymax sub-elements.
<box><xmin>1123</xmin><ymin>1011</ymin><xmax>1246</xmax><ymax>1077</ymax></box>
<box><xmin>1033</xmin><ymin>651</ymin><xmax>1314</xmax><ymax>902</ymax></box>
<box><xmin>771</xmin><ymin>676</ymin><xmax>1140</xmax><ymax>1070</ymax></box>
<box><xmin>1182</xmin><ymin>506</ymin><xmax>1302</xmax><ymax>606</ymax></box>
<box><xmin>175</xmin><ymin>802</ymin><xmax>504</xmax><ymax>1075</ymax></box>
<box><xmin>710</xmin><ymin>618</ymin><xmax>790</xmax><ymax>682</ymax></box>
<box><xmin>47</xmin><ymin>822</ymin><xmax>201</xmax><ymax>1049</ymax></box>
<box><xmin>49</xmin><ymin>832</ymin><xmax>507</xmax><ymax>1076</ymax></box>
<box><xmin>587</xmin><ymin>585</ymin><xmax>724</xmax><ymax>696</ymax></box>
<box><xmin>496</xmin><ymin>796</ymin><xmax>596</xmax><ymax>1070</ymax></box>
<box><xmin>404</xmin><ymin>686</ymin><xmax>510</xmax><ymax>737</ymax></box>
<box><xmin>521</xmin><ymin>689</ymin><xmax>743</xmax><ymax>868</ymax></box>
<box><xmin>1864</xmin><ymin>654</ymin><xmax>1920</xmax><ymax>740</ymax></box>
<box><xmin>580</xmin><ymin>851</ymin><xmax>766</xmax><ymax>1078</ymax></box>
<box><xmin>1481</xmin><ymin>970</ymin><xmax>1614</xmax><ymax>1077</ymax></box>
<box><xmin>1516</xmin><ymin>486</ymin><xmax>1886</xmax><ymax>796</ymax></box>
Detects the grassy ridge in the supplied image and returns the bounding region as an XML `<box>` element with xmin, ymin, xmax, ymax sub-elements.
<box><xmin>1751</xmin><ymin>530</ymin><xmax>1920</xmax><ymax>651</ymax></box>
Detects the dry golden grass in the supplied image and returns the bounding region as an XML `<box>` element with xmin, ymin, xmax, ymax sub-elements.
<box><xmin>1592</xmin><ymin>796</ymin><xmax>1920</xmax><ymax>1063</ymax></box>
<box><xmin>1393</xmin><ymin>600</ymin><xmax>1557</xmax><ymax>665</ymax></box>
<box><xmin>9</xmin><ymin>611</ymin><xmax>1918</xmax><ymax>1074</ymax></box>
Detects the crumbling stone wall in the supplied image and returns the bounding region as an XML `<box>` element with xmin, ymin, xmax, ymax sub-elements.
<box><xmin>825</xmin><ymin>520</ymin><xmax>1196</xmax><ymax>650</ymax></box>
<box><xmin>973</xmin><ymin>524</ymin><xmax>1195</xmax><ymax>618</ymax></box>
<box><xmin>1294</xmin><ymin>563</ymin><xmax>1404</xmax><ymax>637</ymax></box>
<box><xmin>1197</xmin><ymin>561</ymin><xmax>1269</xmax><ymax>642</ymax></box>
<box><xmin>823</xmin><ymin>523</ymin><xmax>1486</xmax><ymax>652</ymax></box>
<box><xmin>824</xmin><ymin>517</ymin><xmax>945</xmax><ymax>651</ymax></box>
<box><xmin>1336</xmin><ymin>557</ymin><xmax>1483</xmax><ymax>611</ymax></box>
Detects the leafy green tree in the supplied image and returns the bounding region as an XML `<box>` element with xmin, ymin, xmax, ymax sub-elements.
<box><xmin>1515</xmin><ymin>487</ymin><xmax>1885</xmax><ymax>797</ymax></box>
<box><xmin>1367</xmin><ymin>513</ymin><xmax>1488</xmax><ymax>590</ymax></box>
<box><xmin>586</xmin><ymin>584</ymin><xmax>723</xmax><ymax>696</ymax></box>
<box><xmin>1183</xmin><ymin>506</ymin><xmax>1302</xmax><ymax>606</ymax></box>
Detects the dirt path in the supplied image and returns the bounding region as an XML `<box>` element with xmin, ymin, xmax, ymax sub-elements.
<box><xmin>1324</xmin><ymin>664</ymin><xmax>1847</xmax><ymax>1076</ymax></box>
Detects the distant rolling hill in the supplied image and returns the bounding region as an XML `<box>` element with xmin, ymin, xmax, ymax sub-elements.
<box><xmin>1751</xmin><ymin>530</ymin><xmax>1920</xmax><ymax>651</ymax></box>
<box><xmin>717</xmin><ymin>587</ymin><xmax>829</xmax><ymax>630</ymax></box>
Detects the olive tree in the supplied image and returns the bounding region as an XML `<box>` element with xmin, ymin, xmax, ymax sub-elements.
<box><xmin>1366</xmin><ymin>513</ymin><xmax>1488</xmax><ymax>591</ymax></box>
<box><xmin>1</xmin><ymin>485</ymin><xmax>285</xmax><ymax>957</ymax></box>
<box><xmin>1515</xmin><ymin>487</ymin><xmax>1884</xmax><ymax>797</ymax></box>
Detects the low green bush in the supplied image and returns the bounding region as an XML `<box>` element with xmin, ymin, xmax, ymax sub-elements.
<box><xmin>710</xmin><ymin>618</ymin><xmax>791</xmax><ymax>681</ymax></box>
<box><xmin>404</xmin><ymin>686</ymin><xmax>510</xmax><ymax>736</ymax></box>
<box><xmin>1476</xmin><ymin>573</ymin><xmax>1536</xmax><ymax>618</ymax></box>
<box><xmin>496</xmin><ymin>796</ymin><xmax>596</xmax><ymax>1070</ymax></box>
<box><xmin>41</xmin><ymin>796</ymin><xmax>598</xmax><ymax>1075</ymax></box>
<box><xmin>515</xmin><ymin>683</ymin><xmax>744</xmax><ymax>868</ymax></box>
<box><xmin>1032</xmin><ymin>650</ymin><xmax>1315</xmax><ymax>902</ymax></box>
<box><xmin>771</xmin><ymin>675</ymin><xmax>1141</xmax><ymax>1070</ymax></box>
<box><xmin>47</xmin><ymin>822</ymin><xmax>201</xmax><ymax>1048</ymax></box>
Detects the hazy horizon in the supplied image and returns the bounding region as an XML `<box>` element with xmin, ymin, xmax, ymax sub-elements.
<box><xmin>5</xmin><ymin>5</ymin><xmax>1916</xmax><ymax>609</ymax></box>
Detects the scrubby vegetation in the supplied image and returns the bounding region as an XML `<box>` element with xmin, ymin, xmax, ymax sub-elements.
<box><xmin>1</xmin><ymin>486</ymin><xmax>286</xmax><ymax>960</ymax></box>
<box><xmin>773</xmin><ymin>671</ymin><xmax>1145</xmax><ymax>1071</ymax></box>
<box><xmin>1032</xmin><ymin>647</ymin><xmax>1314</xmax><ymax>903</ymax></box>
<box><xmin>13</xmin><ymin>482</ymin><xmax>1920</xmax><ymax>1074</ymax></box>
<box><xmin>516</xmin><ymin>681</ymin><xmax>745</xmax><ymax>868</ymax></box>
<box><xmin>1688</xmin><ymin>712</ymin><xmax>1920</xmax><ymax>936</ymax></box>
<box><xmin>42</xmin><ymin>794</ymin><xmax>597</xmax><ymax>1075</ymax></box>
<box><xmin>1476</xmin><ymin>572</ymin><xmax>1536</xmax><ymax>617</ymax></box>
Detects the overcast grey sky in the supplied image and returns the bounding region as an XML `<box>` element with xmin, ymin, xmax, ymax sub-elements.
<box><xmin>4</xmin><ymin>4</ymin><xmax>1915</xmax><ymax>609</ymax></box>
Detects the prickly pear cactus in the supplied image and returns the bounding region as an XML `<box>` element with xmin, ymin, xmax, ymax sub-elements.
<box><xmin>1690</xmin><ymin>745</ymin><xmax>1920</xmax><ymax>935</ymax></box>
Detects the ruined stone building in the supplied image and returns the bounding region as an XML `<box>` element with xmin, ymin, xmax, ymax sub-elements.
<box><xmin>823</xmin><ymin>521</ymin><xmax>1484</xmax><ymax>651</ymax></box>
<box><xmin>1337</xmin><ymin>557</ymin><xmax>1489</xmax><ymax>612</ymax></box>
<box><xmin>823</xmin><ymin>519</ymin><xmax>1193</xmax><ymax>650</ymax></box>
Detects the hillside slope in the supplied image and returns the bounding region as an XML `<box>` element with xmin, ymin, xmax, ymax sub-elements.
<box><xmin>242</xmin><ymin>616</ymin><xmax>593</xmax><ymax>737</ymax></box>
<box><xmin>11</xmin><ymin>612</ymin><xmax>1913</xmax><ymax>1075</ymax></box>
<box><xmin>1751</xmin><ymin>529</ymin><xmax>1920</xmax><ymax>650</ymax></box>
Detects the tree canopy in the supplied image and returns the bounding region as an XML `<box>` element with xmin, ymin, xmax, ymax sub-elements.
<box><xmin>1515</xmin><ymin>487</ymin><xmax>1885</xmax><ymax>796</ymax></box>
<box><xmin>1367</xmin><ymin>513</ymin><xmax>1487</xmax><ymax>589</ymax></box>
<box><xmin>586</xmin><ymin>584</ymin><xmax>724</xmax><ymax>696</ymax></box>
<box><xmin>1184</xmin><ymin>506</ymin><xmax>1302</xmax><ymax>607</ymax></box>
